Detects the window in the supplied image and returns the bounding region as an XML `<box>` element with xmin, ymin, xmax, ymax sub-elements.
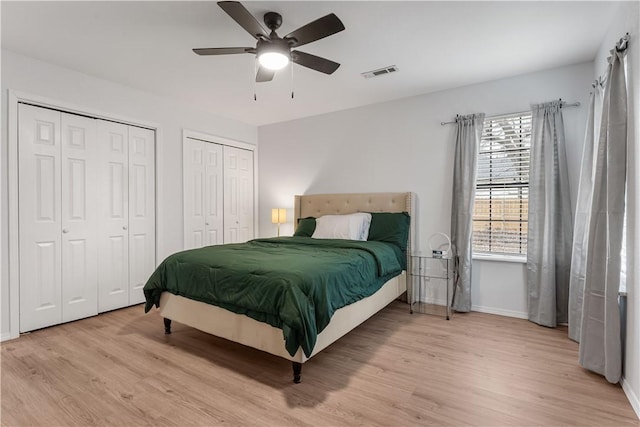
<box><xmin>473</xmin><ymin>112</ymin><xmax>532</xmax><ymax>256</ymax></box>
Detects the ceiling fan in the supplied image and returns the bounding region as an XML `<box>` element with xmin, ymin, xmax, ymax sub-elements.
<box><xmin>193</xmin><ymin>1</ymin><xmax>345</xmax><ymax>82</ymax></box>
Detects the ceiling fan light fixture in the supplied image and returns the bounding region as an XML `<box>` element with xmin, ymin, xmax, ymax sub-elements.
<box><xmin>195</xmin><ymin>2</ymin><xmax>345</xmax><ymax>81</ymax></box>
<box><xmin>258</xmin><ymin>51</ymin><xmax>289</xmax><ymax>70</ymax></box>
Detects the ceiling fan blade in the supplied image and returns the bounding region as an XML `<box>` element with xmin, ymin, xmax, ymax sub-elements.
<box><xmin>256</xmin><ymin>66</ymin><xmax>275</xmax><ymax>83</ymax></box>
<box><xmin>218</xmin><ymin>1</ymin><xmax>269</xmax><ymax>41</ymax></box>
<box><xmin>284</xmin><ymin>14</ymin><xmax>345</xmax><ymax>48</ymax></box>
<box><xmin>291</xmin><ymin>51</ymin><xmax>340</xmax><ymax>74</ymax></box>
<box><xmin>193</xmin><ymin>47</ymin><xmax>255</xmax><ymax>56</ymax></box>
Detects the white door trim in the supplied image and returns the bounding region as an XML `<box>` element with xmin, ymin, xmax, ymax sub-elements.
<box><xmin>183</xmin><ymin>129</ymin><xmax>256</xmax><ymax>152</ymax></box>
<box><xmin>6</xmin><ymin>89</ymin><xmax>160</xmax><ymax>341</ymax></box>
<box><xmin>182</xmin><ymin>129</ymin><xmax>259</xmax><ymax>247</ymax></box>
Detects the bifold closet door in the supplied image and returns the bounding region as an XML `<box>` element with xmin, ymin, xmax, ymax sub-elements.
<box><xmin>183</xmin><ymin>138</ymin><xmax>223</xmax><ymax>249</ymax></box>
<box><xmin>18</xmin><ymin>104</ymin><xmax>99</xmax><ymax>332</ymax></box>
<box><xmin>60</xmin><ymin>113</ymin><xmax>99</xmax><ymax>322</ymax></box>
<box><xmin>97</xmin><ymin>121</ymin><xmax>130</xmax><ymax>312</ymax></box>
<box><xmin>97</xmin><ymin>122</ymin><xmax>156</xmax><ymax>310</ymax></box>
<box><xmin>128</xmin><ymin>126</ymin><xmax>156</xmax><ymax>305</ymax></box>
<box><xmin>19</xmin><ymin>105</ymin><xmax>63</xmax><ymax>331</ymax></box>
<box><xmin>223</xmin><ymin>146</ymin><xmax>254</xmax><ymax>243</ymax></box>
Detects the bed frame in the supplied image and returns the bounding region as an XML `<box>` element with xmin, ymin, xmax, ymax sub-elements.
<box><xmin>159</xmin><ymin>192</ymin><xmax>416</xmax><ymax>382</ymax></box>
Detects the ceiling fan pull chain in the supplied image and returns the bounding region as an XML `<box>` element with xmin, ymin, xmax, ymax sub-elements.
<box><xmin>291</xmin><ymin>61</ymin><xmax>295</xmax><ymax>99</ymax></box>
<box><xmin>254</xmin><ymin>57</ymin><xmax>258</xmax><ymax>101</ymax></box>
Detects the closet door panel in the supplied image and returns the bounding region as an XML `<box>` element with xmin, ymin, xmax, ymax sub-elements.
<box><xmin>204</xmin><ymin>142</ymin><xmax>224</xmax><ymax>246</ymax></box>
<box><xmin>97</xmin><ymin>121</ymin><xmax>130</xmax><ymax>312</ymax></box>
<box><xmin>18</xmin><ymin>104</ymin><xmax>63</xmax><ymax>332</ymax></box>
<box><xmin>183</xmin><ymin>138</ymin><xmax>205</xmax><ymax>249</ymax></box>
<box><xmin>223</xmin><ymin>146</ymin><xmax>254</xmax><ymax>243</ymax></box>
<box><xmin>61</xmin><ymin>113</ymin><xmax>99</xmax><ymax>322</ymax></box>
<box><xmin>224</xmin><ymin>151</ymin><xmax>240</xmax><ymax>243</ymax></box>
<box><xmin>128</xmin><ymin>127</ymin><xmax>156</xmax><ymax>305</ymax></box>
<box><xmin>237</xmin><ymin>151</ymin><xmax>254</xmax><ymax>242</ymax></box>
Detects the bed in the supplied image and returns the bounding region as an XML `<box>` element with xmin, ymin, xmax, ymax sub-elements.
<box><xmin>144</xmin><ymin>192</ymin><xmax>416</xmax><ymax>382</ymax></box>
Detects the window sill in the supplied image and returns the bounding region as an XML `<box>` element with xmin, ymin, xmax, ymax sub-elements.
<box><xmin>473</xmin><ymin>253</ymin><xmax>526</xmax><ymax>264</ymax></box>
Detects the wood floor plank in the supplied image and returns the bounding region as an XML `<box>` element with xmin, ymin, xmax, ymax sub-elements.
<box><xmin>2</xmin><ymin>301</ymin><xmax>638</xmax><ymax>426</ymax></box>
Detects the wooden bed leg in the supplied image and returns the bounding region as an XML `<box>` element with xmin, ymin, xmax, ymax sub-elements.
<box><xmin>164</xmin><ymin>318</ymin><xmax>172</xmax><ymax>334</ymax></box>
<box><xmin>292</xmin><ymin>362</ymin><xmax>302</xmax><ymax>384</ymax></box>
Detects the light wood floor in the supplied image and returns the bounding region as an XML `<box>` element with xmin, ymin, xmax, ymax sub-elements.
<box><xmin>2</xmin><ymin>301</ymin><xmax>638</xmax><ymax>426</ymax></box>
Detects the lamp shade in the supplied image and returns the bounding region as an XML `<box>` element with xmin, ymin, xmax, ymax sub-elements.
<box><xmin>271</xmin><ymin>208</ymin><xmax>286</xmax><ymax>224</ymax></box>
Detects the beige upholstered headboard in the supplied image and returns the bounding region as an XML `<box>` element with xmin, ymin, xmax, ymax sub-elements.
<box><xmin>294</xmin><ymin>192</ymin><xmax>417</xmax><ymax>256</ymax></box>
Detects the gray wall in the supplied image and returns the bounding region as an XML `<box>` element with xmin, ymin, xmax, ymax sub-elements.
<box><xmin>258</xmin><ymin>62</ymin><xmax>593</xmax><ymax>319</ymax></box>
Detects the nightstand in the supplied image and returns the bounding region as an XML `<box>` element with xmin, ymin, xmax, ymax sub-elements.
<box><xmin>409</xmin><ymin>253</ymin><xmax>453</xmax><ymax>319</ymax></box>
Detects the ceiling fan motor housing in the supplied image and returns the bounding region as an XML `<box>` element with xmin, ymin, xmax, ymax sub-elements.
<box><xmin>257</xmin><ymin>38</ymin><xmax>290</xmax><ymax>59</ymax></box>
<box><xmin>263</xmin><ymin>12</ymin><xmax>282</xmax><ymax>31</ymax></box>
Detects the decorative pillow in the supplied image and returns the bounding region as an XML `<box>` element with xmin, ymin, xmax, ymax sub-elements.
<box><xmin>367</xmin><ymin>212</ymin><xmax>410</xmax><ymax>250</ymax></box>
<box><xmin>293</xmin><ymin>217</ymin><xmax>316</xmax><ymax>237</ymax></box>
<box><xmin>312</xmin><ymin>213</ymin><xmax>372</xmax><ymax>241</ymax></box>
<box><xmin>358</xmin><ymin>212</ymin><xmax>373</xmax><ymax>240</ymax></box>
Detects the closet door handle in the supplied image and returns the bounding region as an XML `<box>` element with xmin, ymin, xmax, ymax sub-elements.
<box><xmin>62</xmin><ymin>228</ymin><xmax>69</xmax><ymax>234</ymax></box>
<box><xmin>122</xmin><ymin>225</ymin><xmax>128</xmax><ymax>230</ymax></box>
<box><xmin>205</xmin><ymin>222</ymin><xmax>210</xmax><ymax>226</ymax></box>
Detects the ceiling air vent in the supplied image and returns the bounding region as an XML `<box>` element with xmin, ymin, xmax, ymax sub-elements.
<box><xmin>361</xmin><ymin>65</ymin><xmax>399</xmax><ymax>79</ymax></box>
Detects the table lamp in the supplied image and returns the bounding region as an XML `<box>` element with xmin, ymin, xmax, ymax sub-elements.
<box><xmin>271</xmin><ymin>208</ymin><xmax>286</xmax><ymax>237</ymax></box>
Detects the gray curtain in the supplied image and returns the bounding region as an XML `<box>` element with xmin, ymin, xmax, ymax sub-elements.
<box><xmin>451</xmin><ymin>113</ymin><xmax>485</xmax><ymax>312</ymax></box>
<box><xmin>568</xmin><ymin>84</ymin><xmax>603</xmax><ymax>342</ymax></box>
<box><xmin>579</xmin><ymin>40</ymin><xmax>629</xmax><ymax>383</ymax></box>
<box><xmin>527</xmin><ymin>100</ymin><xmax>573</xmax><ymax>327</ymax></box>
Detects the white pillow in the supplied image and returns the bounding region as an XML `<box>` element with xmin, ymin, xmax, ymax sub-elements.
<box><xmin>358</xmin><ymin>213</ymin><xmax>372</xmax><ymax>240</ymax></box>
<box><xmin>312</xmin><ymin>213</ymin><xmax>372</xmax><ymax>241</ymax></box>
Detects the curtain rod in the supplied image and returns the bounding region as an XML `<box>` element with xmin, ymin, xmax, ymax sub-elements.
<box><xmin>440</xmin><ymin>100</ymin><xmax>581</xmax><ymax>126</ymax></box>
<box><xmin>594</xmin><ymin>32</ymin><xmax>631</xmax><ymax>89</ymax></box>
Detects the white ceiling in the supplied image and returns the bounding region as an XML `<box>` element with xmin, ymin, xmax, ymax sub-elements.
<box><xmin>1</xmin><ymin>1</ymin><xmax>619</xmax><ymax>126</ymax></box>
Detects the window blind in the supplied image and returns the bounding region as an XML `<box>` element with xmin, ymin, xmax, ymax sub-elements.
<box><xmin>473</xmin><ymin>112</ymin><xmax>532</xmax><ymax>255</ymax></box>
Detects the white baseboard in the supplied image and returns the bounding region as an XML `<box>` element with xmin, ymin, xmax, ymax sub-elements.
<box><xmin>621</xmin><ymin>377</ymin><xmax>640</xmax><ymax>420</ymax></box>
<box><xmin>1</xmin><ymin>332</ymin><xmax>13</xmax><ymax>342</ymax></box>
<box><xmin>471</xmin><ymin>304</ymin><xmax>528</xmax><ymax>319</ymax></box>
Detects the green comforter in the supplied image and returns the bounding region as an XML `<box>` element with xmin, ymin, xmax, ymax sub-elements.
<box><xmin>143</xmin><ymin>237</ymin><xmax>404</xmax><ymax>357</ymax></box>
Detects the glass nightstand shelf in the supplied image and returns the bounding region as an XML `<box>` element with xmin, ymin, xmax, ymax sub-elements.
<box><xmin>409</xmin><ymin>253</ymin><xmax>453</xmax><ymax>320</ymax></box>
